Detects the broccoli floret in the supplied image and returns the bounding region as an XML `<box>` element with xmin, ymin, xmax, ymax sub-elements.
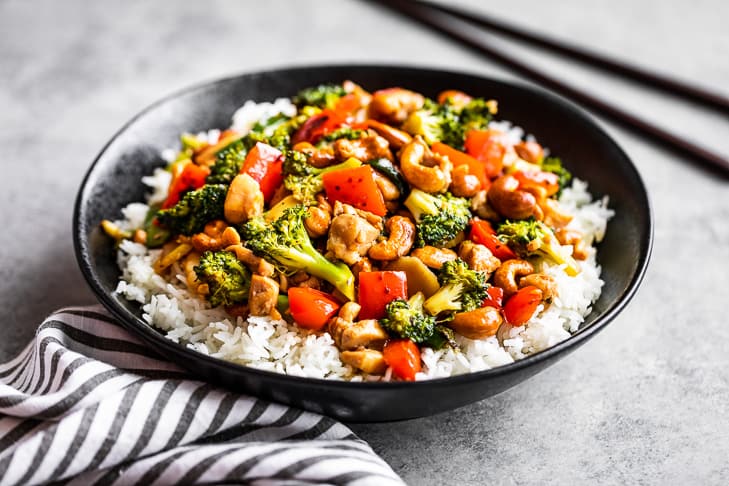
<box><xmin>540</xmin><ymin>157</ymin><xmax>572</xmax><ymax>195</ymax></box>
<box><xmin>205</xmin><ymin>136</ymin><xmax>251</xmax><ymax>185</ymax></box>
<box><xmin>423</xmin><ymin>259</ymin><xmax>488</xmax><ymax>317</ymax></box>
<box><xmin>404</xmin><ymin>189</ymin><xmax>471</xmax><ymax>247</ymax></box>
<box><xmin>293</xmin><ymin>83</ymin><xmax>347</xmax><ymax>109</ymax></box>
<box><xmin>156</xmin><ymin>184</ymin><xmax>227</xmax><ymax>235</ymax></box>
<box><xmin>194</xmin><ymin>250</ymin><xmax>251</xmax><ymax>308</ymax></box>
<box><xmin>402</xmin><ymin>98</ymin><xmax>463</xmax><ymax>147</ymax></box>
<box><xmin>242</xmin><ymin>206</ymin><xmax>355</xmax><ymax>300</ymax></box>
<box><xmin>402</xmin><ymin>98</ymin><xmax>495</xmax><ymax>149</ymax></box>
<box><xmin>248</xmin><ymin>112</ymin><xmax>311</xmax><ymax>151</ymax></box>
<box><xmin>380</xmin><ymin>292</ymin><xmax>437</xmax><ymax>343</ymax></box>
<box><xmin>459</xmin><ymin>98</ymin><xmax>495</xmax><ymax>133</ymax></box>
<box><xmin>317</xmin><ymin>127</ymin><xmax>366</xmax><ymax>145</ymax></box>
<box><xmin>283</xmin><ymin>152</ymin><xmax>361</xmax><ymax>205</ymax></box>
<box><xmin>497</xmin><ymin>219</ymin><xmax>580</xmax><ymax>276</ymax></box>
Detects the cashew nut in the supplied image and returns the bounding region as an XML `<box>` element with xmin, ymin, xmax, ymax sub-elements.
<box><xmin>368</xmin><ymin>88</ymin><xmax>424</xmax><ymax>124</ymax></box>
<box><xmin>368</xmin><ymin>216</ymin><xmax>416</xmax><ymax>261</ymax></box>
<box><xmin>450</xmin><ymin>164</ymin><xmax>481</xmax><ymax>197</ymax></box>
<box><xmin>224</xmin><ymin>173</ymin><xmax>264</xmax><ymax>224</ymax></box>
<box><xmin>372</xmin><ymin>171</ymin><xmax>401</xmax><ymax>201</ymax></box>
<box><xmin>470</xmin><ymin>190</ymin><xmax>501</xmax><ymax>221</ymax></box>
<box><xmin>191</xmin><ymin>220</ymin><xmax>240</xmax><ymax>252</ymax></box>
<box><xmin>399</xmin><ymin>136</ymin><xmax>452</xmax><ymax>193</ymax></box>
<box><xmin>411</xmin><ymin>246</ymin><xmax>457</xmax><ymax>269</ymax></box>
<box><xmin>448</xmin><ymin>306</ymin><xmax>503</xmax><ymax>340</ymax></box>
<box><xmin>304</xmin><ymin>205</ymin><xmax>331</xmax><ymax>238</ymax></box>
<box><xmin>555</xmin><ymin>228</ymin><xmax>589</xmax><ymax>260</ymax></box>
<box><xmin>365</xmin><ymin>119</ymin><xmax>413</xmax><ymax>149</ymax></box>
<box><xmin>519</xmin><ymin>273</ymin><xmax>558</xmax><ymax>300</ymax></box>
<box><xmin>514</xmin><ymin>141</ymin><xmax>544</xmax><ymax>164</ymax></box>
<box><xmin>225</xmin><ymin>244</ymin><xmax>275</xmax><ymax>277</ymax></box>
<box><xmin>338</xmin><ymin>301</ymin><xmax>362</xmax><ymax>322</ymax></box>
<box><xmin>493</xmin><ymin>259</ymin><xmax>535</xmax><ymax>297</ymax></box>
<box><xmin>487</xmin><ymin>174</ymin><xmax>541</xmax><ymax>220</ymax></box>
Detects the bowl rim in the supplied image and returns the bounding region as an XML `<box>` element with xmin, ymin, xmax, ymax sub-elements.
<box><xmin>73</xmin><ymin>62</ymin><xmax>653</xmax><ymax>390</ymax></box>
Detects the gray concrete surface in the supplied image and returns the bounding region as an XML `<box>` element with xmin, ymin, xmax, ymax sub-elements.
<box><xmin>2</xmin><ymin>0</ymin><xmax>728</xmax><ymax>483</ymax></box>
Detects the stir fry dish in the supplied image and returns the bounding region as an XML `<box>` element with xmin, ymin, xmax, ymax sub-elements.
<box><xmin>105</xmin><ymin>81</ymin><xmax>612</xmax><ymax>381</ymax></box>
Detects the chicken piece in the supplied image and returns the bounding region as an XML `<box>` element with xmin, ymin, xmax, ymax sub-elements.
<box><xmin>333</xmin><ymin>133</ymin><xmax>393</xmax><ymax>162</ymax></box>
<box><xmin>332</xmin><ymin>200</ymin><xmax>383</xmax><ymax>229</ymax></box>
<box><xmin>327</xmin><ymin>213</ymin><xmax>381</xmax><ymax>265</ymax></box>
<box><xmin>458</xmin><ymin>240</ymin><xmax>501</xmax><ymax>274</ymax></box>
<box><xmin>328</xmin><ymin>318</ymin><xmax>388</xmax><ymax>351</ymax></box>
<box><xmin>340</xmin><ymin>349</ymin><xmax>388</xmax><ymax>375</ymax></box>
<box><xmin>248</xmin><ymin>275</ymin><xmax>280</xmax><ymax>317</ymax></box>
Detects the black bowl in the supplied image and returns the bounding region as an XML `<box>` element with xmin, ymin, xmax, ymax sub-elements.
<box><xmin>74</xmin><ymin>65</ymin><xmax>652</xmax><ymax>422</ymax></box>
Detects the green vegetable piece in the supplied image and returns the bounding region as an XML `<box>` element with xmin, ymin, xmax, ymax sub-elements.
<box><xmin>497</xmin><ymin>218</ymin><xmax>580</xmax><ymax>276</ymax></box>
<box><xmin>282</xmin><ymin>151</ymin><xmax>361</xmax><ymax>205</ymax></box>
<box><xmin>402</xmin><ymin>98</ymin><xmax>494</xmax><ymax>149</ymax></box>
<box><xmin>540</xmin><ymin>157</ymin><xmax>572</xmax><ymax>195</ymax></box>
<box><xmin>293</xmin><ymin>83</ymin><xmax>346</xmax><ymax>109</ymax></box>
<box><xmin>404</xmin><ymin>189</ymin><xmax>471</xmax><ymax>248</ymax></box>
<box><xmin>194</xmin><ymin>250</ymin><xmax>251</xmax><ymax>308</ymax></box>
<box><xmin>142</xmin><ymin>203</ymin><xmax>171</xmax><ymax>248</ymax></box>
<box><xmin>380</xmin><ymin>292</ymin><xmax>437</xmax><ymax>343</ymax></box>
<box><xmin>242</xmin><ymin>205</ymin><xmax>355</xmax><ymax>300</ymax></box>
<box><xmin>423</xmin><ymin>259</ymin><xmax>488</xmax><ymax>318</ymax></box>
<box><xmin>156</xmin><ymin>184</ymin><xmax>227</xmax><ymax>236</ymax></box>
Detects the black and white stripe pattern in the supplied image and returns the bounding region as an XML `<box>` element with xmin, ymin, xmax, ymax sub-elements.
<box><xmin>0</xmin><ymin>306</ymin><xmax>404</xmax><ymax>486</ymax></box>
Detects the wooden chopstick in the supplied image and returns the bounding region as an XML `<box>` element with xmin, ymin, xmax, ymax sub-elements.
<box><xmin>420</xmin><ymin>0</ymin><xmax>729</xmax><ymax>114</ymax></box>
<box><xmin>368</xmin><ymin>0</ymin><xmax>729</xmax><ymax>176</ymax></box>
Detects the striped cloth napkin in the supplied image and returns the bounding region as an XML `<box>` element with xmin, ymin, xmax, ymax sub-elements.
<box><xmin>0</xmin><ymin>306</ymin><xmax>405</xmax><ymax>486</ymax></box>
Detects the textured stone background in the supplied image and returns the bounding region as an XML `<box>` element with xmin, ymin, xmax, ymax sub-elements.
<box><xmin>2</xmin><ymin>0</ymin><xmax>728</xmax><ymax>483</ymax></box>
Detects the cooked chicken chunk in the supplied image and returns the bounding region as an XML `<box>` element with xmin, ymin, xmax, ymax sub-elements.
<box><xmin>327</xmin><ymin>214</ymin><xmax>381</xmax><ymax>265</ymax></box>
<box><xmin>328</xmin><ymin>318</ymin><xmax>388</xmax><ymax>351</ymax></box>
<box><xmin>248</xmin><ymin>275</ymin><xmax>279</xmax><ymax>317</ymax></box>
<box><xmin>458</xmin><ymin>240</ymin><xmax>501</xmax><ymax>274</ymax></box>
<box><xmin>340</xmin><ymin>349</ymin><xmax>387</xmax><ymax>375</ymax></box>
<box><xmin>333</xmin><ymin>133</ymin><xmax>393</xmax><ymax>162</ymax></box>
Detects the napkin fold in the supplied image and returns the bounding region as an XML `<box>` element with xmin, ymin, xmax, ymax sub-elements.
<box><xmin>0</xmin><ymin>306</ymin><xmax>404</xmax><ymax>486</ymax></box>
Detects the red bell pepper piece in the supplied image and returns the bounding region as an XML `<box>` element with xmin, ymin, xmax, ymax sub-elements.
<box><xmin>357</xmin><ymin>271</ymin><xmax>408</xmax><ymax>320</ymax></box>
<box><xmin>288</xmin><ymin>287</ymin><xmax>341</xmax><ymax>331</ymax></box>
<box><xmin>431</xmin><ymin>142</ymin><xmax>487</xmax><ymax>189</ymax></box>
<box><xmin>469</xmin><ymin>220</ymin><xmax>517</xmax><ymax>261</ymax></box>
<box><xmin>383</xmin><ymin>339</ymin><xmax>422</xmax><ymax>381</ymax></box>
<box><xmin>322</xmin><ymin>165</ymin><xmax>387</xmax><ymax>216</ymax></box>
<box><xmin>292</xmin><ymin>109</ymin><xmax>345</xmax><ymax>145</ymax></box>
<box><xmin>464</xmin><ymin>130</ymin><xmax>505</xmax><ymax>179</ymax></box>
<box><xmin>483</xmin><ymin>286</ymin><xmax>504</xmax><ymax>309</ymax></box>
<box><xmin>162</xmin><ymin>161</ymin><xmax>211</xmax><ymax>209</ymax></box>
<box><xmin>503</xmin><ymin>286</ymin><xmax>543</xmax><ymax>326</ymax></box>
<box><xmin>240</xmin><ymin>142</ymin><xmax>284</xmax><ymax>203</ymax></box>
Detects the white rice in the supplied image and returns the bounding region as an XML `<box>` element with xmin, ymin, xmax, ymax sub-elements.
<box><xmin>112</xmin><ymin>99</ymin><xmax>613</xmax><ymax>381</ymax></box>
